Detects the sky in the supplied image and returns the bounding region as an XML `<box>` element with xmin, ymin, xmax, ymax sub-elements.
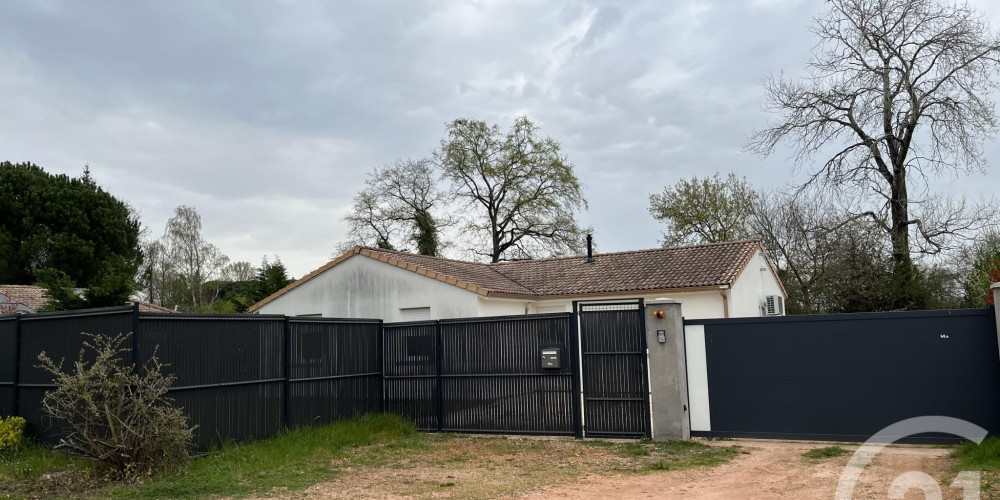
<box><xmin>1</xmin><ymin>0</ymin><xmax>999</xmax><ymax>278</ymax></box>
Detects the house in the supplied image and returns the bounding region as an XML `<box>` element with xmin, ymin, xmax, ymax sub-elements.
<box><xmin>0</xmin><ymin>284</ymin><xmax>176</xmax><ymax>314</ymax></box>
<box><xmin>249</xmin><ymin>239</ymin><xmax>787</xmax><ymax>321</ymax></box>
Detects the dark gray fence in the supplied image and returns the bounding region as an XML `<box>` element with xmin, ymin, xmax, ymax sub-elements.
<box><xmin>383</xmin><ymin>313</ymin><xmax>580</xmax><ymax>436</ymax></box>
<box><xmin>1</xmin><ymin>305</ymin><xmax>383</xmax><ymax>449</ymax></box>
<box><xmin>686</xmin><ymin>308</ymin><xmax>1000</xmax><ymax>443</ymax></box>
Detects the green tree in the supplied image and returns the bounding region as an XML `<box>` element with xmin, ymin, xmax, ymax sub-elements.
<box><xmin>438</xmin><ymin>116</ymin><xmax>588</xmax><ymax>262</ymax></box>
<box><xmin>251</xmin><ymin>257</ymin><xmax>293</xmax><ymax>304</ymax></box>
<box><xmin>749</xmin><ymin>0</ymin><xmax>1000</xmax><ymax>310</ymax></box>
<box><xmin>649</xmin><ymin>173</ymin><xmax>758</xmax><ymax>246</ymax></box>
<box><xmin>958</xmin><ymin>232</ymin><xmax>1000</xmax><ymax>307</ymax></box>
<box><xmin>0</xmin><ymin>162</ymin><xmax>141</xmax><ymax>309</ymax></box>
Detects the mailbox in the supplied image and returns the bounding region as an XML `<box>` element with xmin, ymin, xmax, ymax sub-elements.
<box><xmin>540</xmin><ymin>346</ymin><xmax>562</xmax><ymax>369</ymax></box>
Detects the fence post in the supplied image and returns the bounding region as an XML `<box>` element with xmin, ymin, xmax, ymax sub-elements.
<box><xmin>569</xmin><ymin>309</ymin><xmax>583</xmax><ymax>440</ymax></box>
<box><xmin>12</xmin><ymin>313</ymin><xmax>22</xmax><ymax>417</ymax></box>
<box><xmin>435</xmin><ymin>320</ymin><xmax>443</xmax><ymax>433</ymax></box>
<box><xmin>378</xmin><ymin>320</ymin><xmax>385</xmax><ymax>414</ymax></box>
<box><xmin>131</xmin><ymin>301</ymin><xmax>141</xmax><ymax>369</ymax></box>
<box><xmin>283</xmin><ymin>317</ymin><xmax>291</xmax><ymax>429</ymax></box>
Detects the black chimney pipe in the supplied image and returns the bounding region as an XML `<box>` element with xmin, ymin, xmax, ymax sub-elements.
<box><xmin>586</xmin><ymin>234</ymin><xmax>594</xmax><ymax>263</ymax></box>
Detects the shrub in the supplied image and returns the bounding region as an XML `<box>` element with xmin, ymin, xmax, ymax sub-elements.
<box><xmin>36</xmin><ymin>333</ymin><xmax>194</xmax><ymax>482</ymax></box>
<box><xmin>0</xmin><ymin>416</ymin><xmax>26</xmax><ymax>456</ymax></box>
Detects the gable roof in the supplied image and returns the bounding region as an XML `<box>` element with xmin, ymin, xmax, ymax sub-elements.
<box><xmin>0</xmin><ymin>284</ymin><xmax>177</xmax><ymax>313</ymax></box>
<box><xmin>250</xmin><ymin>240</ymin><xmax>772</xmax><ymax>312</ymax></box>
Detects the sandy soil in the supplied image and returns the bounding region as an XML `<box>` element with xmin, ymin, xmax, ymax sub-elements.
<box><xmin>523</xmin><ymin>440</ymin><xmax>962</xmax><ymax>500</ymax></box>
<box><xmin>259</xmin><ymin>439</ymin><xmax>966</xmax><ymax>500</ymax></box>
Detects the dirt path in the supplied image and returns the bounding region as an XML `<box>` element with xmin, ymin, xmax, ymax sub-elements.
<box><xmin>523</xmin><ymin>440</ymin><xmax>960</xmax><ymax>500</ymax></box>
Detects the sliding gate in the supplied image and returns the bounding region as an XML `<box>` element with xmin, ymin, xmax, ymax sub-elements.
<box><xmin>577</xmin><ymin>301</ymin><xmax>651</xmax><ymax>438</ymax></box>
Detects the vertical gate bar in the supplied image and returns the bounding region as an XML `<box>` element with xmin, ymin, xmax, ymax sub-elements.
<box><xmin>638</xmin><ymin>298</ymin><xmax>652</xmax><ymax>438</ymax></box>
<box><xmin>12</xmin><ymin>313</ymin><xmax>22</xmax><ymax>417</ymax></box>
<box><xmin>569</xmin><ymin>309</ymin><xmax>583</xmax><ymax>439</ymax></box>
<box><xmin>435</xmin><ymin>320</ymin><xmax>443</xmax><ymax>432</ymax></box>
<box><xmin>283</xmin><ymin>317</ymin><xmax>291</xmax><ymax>429</ymax></box>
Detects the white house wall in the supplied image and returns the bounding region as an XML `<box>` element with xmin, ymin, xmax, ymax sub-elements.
<box><xmin>477</xmin><ymin>297</ymin><xmax>531</xmax><ymax>317</ymax></box>
<box><xmin>729</xmin><ymin>250</ymin><xmax>786</xmax><ymax>317</ymax></box>
<box><xmin>256</xmin><ymin>256</ymin><xmax>481</xmax><ymax>321</ymax></box>
<box><xmin>528</xmin><ymin>290</ymin><xmax>725</xmax><ymax>320</ymax></box>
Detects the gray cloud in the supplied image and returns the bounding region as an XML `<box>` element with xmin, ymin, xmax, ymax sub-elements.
<box><xmin>1</xmin><ymin>0</ymin><xmax>997</xmax><ymax>277</ymax></box>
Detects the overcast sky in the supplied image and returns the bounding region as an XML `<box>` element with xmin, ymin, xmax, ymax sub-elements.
<box><xmin>2</xmin><ymin>0</ymin><xmax>998</xmax><ymax>278</ymax></box>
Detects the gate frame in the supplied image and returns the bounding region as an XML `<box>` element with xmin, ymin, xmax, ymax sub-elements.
<box><xmin>573</xmin><ymin>298</ymin><xmax>653</xmax><ymax>439</ymax></box>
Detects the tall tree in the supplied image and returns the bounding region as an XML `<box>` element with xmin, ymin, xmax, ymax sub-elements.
<box><xmin>649</xmin><ymin>173</ymin><xmax>758</xmax><ymax>246</ymax></box>
<box><xmin>0</xmin><ymin>162</ymin><xmax>141</xmax><ymax>294</ymax></box>
<box><xmin>438</xmin><ymin>116</ymin><xmax>588</xmax><ymax>262</ymax></box>
<box><xmin>343</xmin><ymin>159</ymin><xmax>449</xmax><ymax>255</ymax></box>
<box><xmin>161</xmin><ymin>206</ymin><xmax>230</xmax><ymax>309</ymax></box>
<box><xmin>748</xmin><ymin>0</ymin><xmax>1000</xmax><ymax>308</ymax></box>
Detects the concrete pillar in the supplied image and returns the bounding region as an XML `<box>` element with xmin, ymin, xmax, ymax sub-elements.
<box><xmin>644</xmin><ymin>300</ymin><xmax>690</xmax><ymax>441</ymax></box>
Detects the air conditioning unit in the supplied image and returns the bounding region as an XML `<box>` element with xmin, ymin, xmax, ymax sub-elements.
<box><xmin>763</xmin><ymin>295</ymin><xmax>785</xmax><ymax>316</ymax></box>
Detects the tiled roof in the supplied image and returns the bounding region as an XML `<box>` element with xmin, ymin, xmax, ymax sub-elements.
<box><xmin>131</xmin><ymin>300</ymin><xmax>177</xmax><ymax>313</ymax></box>
<box><xmin>0</xmin><ymin>284</ymin><xmax>52</xmax><ymax>311</ymax></box>
<box><xmin>0</xmin><ymin>284</ymin><xmax>177</xmax><ymax>313</ymax></box>
<box><xmin>249</xmin><ymin>240</ymin><xmax>767</xmax><ymax>312</ymax></box>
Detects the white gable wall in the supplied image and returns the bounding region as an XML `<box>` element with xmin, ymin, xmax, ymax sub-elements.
<box><xmin>256</xmin><ymin>256</ymin><xmax>480</xmax><ymax>321</ymax></box>
<box><xmin>728</xmin><ymin>250</ymin><xmax>786</xmax><ymax>317</ymax></box>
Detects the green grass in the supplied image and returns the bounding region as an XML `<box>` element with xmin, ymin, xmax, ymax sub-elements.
<box><xmin>108</xmin><ymin>413</ymin><xmax>421</xmax><ymax>499</ymax></box>
<box><xmin>1</xmin><ymin>418</ymin><xmax>742</xmax><ymax>500</ymax></box>
<box><xmin>803</xmin><ymin>446</ymin><xmax>849</xmax><ymax>459</ymax></box>
<box><xmin>1</xmin><ymin>414</ymin><xmax>423</xmax><ymax>500</ymax></box>
<box><xmin>953</xmin><ymin>437</ymin><xmax>1000</xmax><ymax>471</ymax></box>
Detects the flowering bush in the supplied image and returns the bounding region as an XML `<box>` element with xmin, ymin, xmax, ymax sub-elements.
<box><xmin>0</xmin><ymin>415</ymin><xmax>26</xmax><ymax>455</ymax></box>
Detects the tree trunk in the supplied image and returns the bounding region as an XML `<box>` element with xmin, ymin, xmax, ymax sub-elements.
<box><xmin>889</xmin><ymin>169</ymin><xmax>911</xmax><ymax>270</ymax></box>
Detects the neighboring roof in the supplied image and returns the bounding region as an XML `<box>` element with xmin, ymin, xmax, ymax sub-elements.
<box><xmin>0</xmin><ymin>284</ymin><xmax>177</xmax><ymax>313</ymax></box>
<box><xmin>250</xmin><ymin>240</ymin><xmax>771</xmax><ymax>312</ymax></box>
<box><xmin>0</xmin><ymin>284</ymin><xmax>51</xmax><ymax>311</ymax></box>
<box><xmin>131</xmin><ymin>300</ymin><xmax>177</xmax><ymax>313</ymax></box>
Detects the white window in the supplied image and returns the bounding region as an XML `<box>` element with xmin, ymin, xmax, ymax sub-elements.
<box><xmin>400</xmin><ymin>307</ymin><xmax>431</xmax><ymax>321</ymax></box>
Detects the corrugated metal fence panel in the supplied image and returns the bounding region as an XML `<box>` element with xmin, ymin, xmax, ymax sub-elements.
<box><xmin>689</xmin><ymin>309</ymin><xmax>1000</xmax><ymax>442</ymax></box>
<box><xmin>288</xmin><ymin>318</ymin><xmax>382</xmax><ymax>427</ymax></box>
<box><xmin>440</xmin><ymin>314</ymin><xmax>575</xmax><ymax>435</ymax></box>
<box><xmin>139</xmin><ymin>313</ymin><xmax>285</xmax><ymax>449</ymax></box>
<box><xmin>382</xmin><ymin>321</ymin><xmax>439</xmax><ymax>430</ymax></box>
<box><xmin>0</xmin><ymin>315</ymin><xmax>16</xmax><ymax>417</ymax></box>
<box><xmin>17</xmin><ymin>307</ymin><xmax>135</xmax><ymax>442</ymax></box>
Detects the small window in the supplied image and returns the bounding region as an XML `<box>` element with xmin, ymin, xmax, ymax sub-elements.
<box><xmin>400</xmin><ymin>307</ymin><xmax>431</xmax><ymax>321</ymax></box>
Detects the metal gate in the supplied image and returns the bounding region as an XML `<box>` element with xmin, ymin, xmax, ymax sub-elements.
<box><xmin>576</xmin><ymin>300</ymin><xmax>651</xmax><ymax>438</ymax></box>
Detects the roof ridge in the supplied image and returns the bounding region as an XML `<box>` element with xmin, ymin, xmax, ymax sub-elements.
<box><xmin>361</xmin><ymin>240</ymin><xmax>762</xmax><ymax>267</ymax></box>
<box><xmin>490</xmin><ymin>239</ymin><xmax>762</xmax><ymax>265</ymax></box>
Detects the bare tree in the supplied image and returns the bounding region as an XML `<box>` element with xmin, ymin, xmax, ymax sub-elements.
<box><xmin>342</xmin><ymin>159</ymin><xmax>450</xmax><ymax>255</ymax></box>
<box><xmin>163</xmin><ymin>206</ymin><xmax>230</xmax><ymax>308</ymax></box>
<box><xmin>749</xmin><ymin>0</ymin><xmax>1000</xmax><ymax>283</ymax></box>
<box><xmin>438</xmin><ymin>116</ymin><xmax>588</xmax><ymax>262</ymax></box>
